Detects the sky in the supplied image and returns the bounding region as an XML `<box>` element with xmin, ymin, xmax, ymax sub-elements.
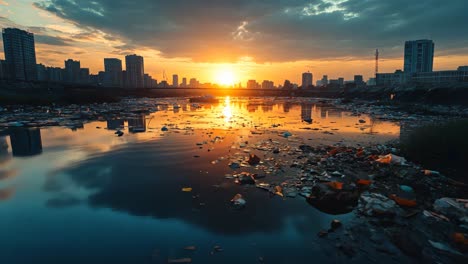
<box><xmin>1</xmin><ymin>0</ymin><xmax>468</xmax><ymax>85</ymax></box>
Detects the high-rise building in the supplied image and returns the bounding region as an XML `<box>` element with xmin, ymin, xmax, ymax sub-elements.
<box><xmin>0</xmin><ymin>60</ymin><xmax>8</xmax><ymax>79</ymax></box>
<box><xmin>404</xmin><ymin>39</ymin><xmax>434</xmax><ymax>73</ymax></box>
<box><xmin>181</xmin><ymin>77</ymin><xmax>187</xmax><ymax>87</ymax></box>
<box><xmin>338</xmin><ymin>78</ymin><xmax>344</xmax><ymax>86</ymax></box>
<box><xmin>104</xmin><ymin>58</ymin><xmax>122</xmax><ymax>87</ymax></box>
<box><xmin>189</xmin><ymin>78</ymin><xmax>199</xmax><ymax>88</ymax></box>
<box><xmin>247</xmin><ymin>80</ymin><xmax>260</xmax><ymax>89</ymax></box>
<box><xmin>79</xmin><ymin>68</ymin><xmax>90</xmax><ymax>83</ymax></box>
<box><xmin>354</xmin><ymin>75</ymin><xmax>364</xmax><ymax>87</ymax></box>
<box><xmin>2</xmin><ymin>28</ymin><xmax>37</xmax><ymax>81</ymax></box>
<box><xmin>172</xmin><ymin>74</ymin><xmax>179</xmax><ymax>87</ymax></box>
<box><xmin>261</xmin><ymin>80</ymin><xmax>274</xmax><ymax>89</ymax></box>
<box><xmin>302</xmin><ymin>72</ymin><xmax>313</xmax><ymax>88</ymax></box>
<box><xmin>125</xmin><ymin>54</ymin><xmax>144</xmax><ymax>88</ymax></box>
<box><xmin>47</xmin><ymin>67</ymin><xmax>63</xmax><ymax>82</ymax></box>
<box><xmin>321</xmin><ymin>75</ymin><xmax>328</xmax><ymax>86</ymax></box>
<box><xmin>64</xmin><ymin>59</ymin><xmax>80</xmax><ymax>83</ymax></box>
<box><xmin>36</xmin><ymin>63</ymin><xmax>47</xmax><ymax>81</ymax></box>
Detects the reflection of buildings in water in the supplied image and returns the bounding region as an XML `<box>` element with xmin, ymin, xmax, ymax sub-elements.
<box><xmin>128</xmin><ymin>115</ymin><xmax>147</xmax><ymax>133</ymax></box>
<box><xmin>262</xmin><ymin>104</ymin><xmax>273</xmax><ymax>112</ymax></box>
<box><xmin>173</xmin><ymin>107</ymin><xmax>180</xmax><ymax>113</ymax></box>
<box><xmin>107</xmin><ymin>119</ymin><xmax>124</xmax><ymax>130</ymax></box>
<box><xmin>9</xmin><ymin>128</ymin><xmax>43</xmax><ymax>157</ymax></box>
<box><xmin>0</xmin><ymin>137</ymin><xmax>10</xmax><ymax>164</ymax></box>
<box><xmin>182</xmin><ymin>104</ymin><xmax>188</xmax><ymax>111</ymax></box>
<box><xmin>326</xmin><ymin>108</ymin><xmax>343</xmax><ymax>118</ymax></box>
<box><xmin>301</xmin><ymin>103</ymin><xmax>313</xmax><ymax>123</ymax></box>
<box><xmin>247</xmin><ymin>104</ymin><xmax>258</xmax><ymax>113</ymax></box>
<box><xmin>317</xmin><ymin>107</ymin><xmax>327</xmax><ymax>119</ymax></box>
<box><xmin>282</xmin><ymin>102</ymin><xmax>291</xmax><ymax>113</ymax></box>
<box><xmin>158</xmin><ymin>104</ymin><xmax>169</xmax><ymax>111</ymax></box>
<box><xmin>399</xmin><ymin>121</ymin><xmax>414</xmax><ymax>143</ymax></box>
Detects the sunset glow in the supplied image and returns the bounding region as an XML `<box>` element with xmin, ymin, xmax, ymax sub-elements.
<box><xmin>214</xmin><ymin>68</ymin><xmax>236</xmax><ymax>87</ymax></box>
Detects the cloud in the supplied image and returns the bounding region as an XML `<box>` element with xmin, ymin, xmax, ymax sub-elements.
<box><xmin>26</xmin><ymin>0</ymin><xmax>468</xmax><ymax>62</ymax></box>
<box><xmin>35</xmin><ymin>34</ymin><xmax>73</xmax><ymax>46</ymax></box>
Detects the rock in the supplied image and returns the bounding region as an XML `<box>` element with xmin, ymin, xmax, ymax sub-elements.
<box><xmin>231</xmin><ymin>194</ymin><xmax>246</xmax><ymax>208</ymax></box>
<box><xmin>213</xmin><ymin>245</ymin><xmax>224</xmax><ymax>252</ymax></box>
<box><xmin>359</xmin><ymin>119</ymin><xmax>366</xmax><ymax>123</ymax></box>
<box><xmin>235</xmin><ymin>172</ymin><xmax>255</xmax><ymax>185</ymax></box>
<box><xmin>161</xmin><ymin>126</ymin><xmax>169</xmax><ymax>131</ymax></box>
<box><xmin>318</xmin><ymin>230</ymin><xmax>328</xmax><ymax>237</ymax></box>
<box><xmin>359</xmin><ymin>193</ymin><xmax>399</xmax><ymax>217</ymax></box>
<box><xmin>331</xmin><ymin>219</ymin><xmax>342</xmax><ymax>230</ymax></box>
<box><xmin>428</xmin><ymin>240</ymin><xmax>462</xmax><ymax>256</ymax></box>
<box><xmin>282</xmin><ymin>131</ymin><xmax>292</xmax><ymax>138</ymax></box>
<box><xmin>248</xmin><ymin>154</ymin><xmax>261</xmax><ymax>165</ymax></box>
<box><xmin>434</xmin><ymin>198</ymin><xmax>468</xmax><ymax>224</ymax></box>
<box><xmin>229</xmin><ymin>162</ymin><xmax>240</xmax><ymax>169</ymax></box>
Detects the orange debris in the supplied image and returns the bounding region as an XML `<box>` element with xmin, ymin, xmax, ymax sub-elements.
<box><xmin>389</xmin><ymin>194</ymin><xmax>417</xmax><ymax>207</ymax></box>
<box><xmin>325</xmin><ymin>181</ymin><xmax>344</xmax><ymax>190</ymax></box>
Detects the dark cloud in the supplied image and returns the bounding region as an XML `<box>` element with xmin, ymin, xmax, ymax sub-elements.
<box><xmin>35</xmin><ymin>34</ymin><xmax>73</xmax><ymax>46</ymax></box>
<box><xmin>32</xmin><ymin>0</ymin><xmax>468</xmax><ymax>62</ymax></box>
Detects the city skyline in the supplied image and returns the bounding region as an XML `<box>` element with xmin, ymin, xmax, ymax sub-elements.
<box><xmin>1</xmin><ymin>1</ymin><xmax>468</xmax><ymax>85</ymax></box>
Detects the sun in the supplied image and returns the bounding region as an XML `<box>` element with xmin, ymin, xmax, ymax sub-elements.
<box><xmin>214</xmin><ymin>68</ymin><xmax>236</xmax><ymax>87</ymax></box>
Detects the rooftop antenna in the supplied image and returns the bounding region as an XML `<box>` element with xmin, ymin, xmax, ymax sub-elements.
<box><xmin>375</xmin><ymin>49</ymin><xmax>379</xmax><ymax>77</ymax></box>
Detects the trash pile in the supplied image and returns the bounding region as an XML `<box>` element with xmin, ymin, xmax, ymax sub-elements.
<box><xmin>221</xmin><ymin>137</ymin><xmax>468</xmax><ymax>261</ymax></box>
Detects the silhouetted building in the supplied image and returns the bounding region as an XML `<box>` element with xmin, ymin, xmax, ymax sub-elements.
<box><xmin>47</xmin><ymin>67</ymin><xmax>63</xmax><ymax>82</ymax></box>
<box><xmin>283</xmin><ymin>80</ymin><xmax>293</xmax><ymax>90</ymax></box>
<box><xmin>104</xmin><ymin>58</ymin><xmax>122</xmax><ymax>87</ymax></box>
<box><xmin>36</xmin><ymin>63</ymin><xmax>47</xmax><ymax>81</ymax></box>
<box><xmin>64</xmin><ymin>59</ymin><xmax>80</xmax><ymax>83</ymax></box>
<box><xmin>144</xmin><ymin>74</ymin><xmax>156</xmax><ymax>88</ymax></box>
<box><xmin>128</xmin><ymin>115</ymin><xmax>146</xmax><ymax>133</ymax></box>
<box><xmin>338</xmin><ymin>78</ymin><xmax>344</xmax><ymax>86</ymax></box>
<box><xmin>404</xmin><ymin>39</ymin><xmax>434</xmax><ymax>73</ymax></box>
<box><xmin>189</xmin><ymin>78</ymin><xmax>199</xmax><ymax>88</ymax></box>
<box><xmin>9</xmin><ymin>128</ymin><xmax>42</xmax><ymax>157</ymax></box>
<box><xmin>247</xmin><ymin>80</ymin><xmax>259</xmax><ymax>89</ymax></box>
<box><xmin>2</xmin><ymin>28</ymin><xmax>37</xmax><ymax>81</ymax></box>
<box><xmin>261</xmin><ymin>80</ymin><xmax>274</xmax><ymax>89</ymax></box>
<box><xmin>125</xmin><ymin>54</ymin><xmax>144</xmax><ymax>88</ymax></box>
<box><xmin>354</xmin><ymin>75</ymin><xmax>365</xmax><ymax>87</ymax></box>
<box><xmin>411</xmin><ymin>66</ymin><xmax>468</xmax><ymax>84</ymax></box>
<box><xmin>181</xmin><ymin>77</ymin><xmax>187</xmax><ymax>87</ymax></box>
<box><xmin>302</xmin><ymin>72</ymin><xmax>313</xmax><ymax>88</ymax></box>
<box><xmin>376</xmin><ymin>70</ymin><xmax>407</xmax><ymax>86</ymax></box>
<box><xmin>79</xmin><ymin>68</ymin><xmax>90</xmax><ymax>83</ymax></box>
<box><xmin>0</xmin><ymin>60</ymin><xmax>8</xmax><ymax>79</ymax></box>
<box><xmin>172</xmin><ymin>74</ymin><xmax>179</xmax><ymax>87</ymax></box>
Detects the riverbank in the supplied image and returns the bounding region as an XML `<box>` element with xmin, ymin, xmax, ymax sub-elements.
<box><xmin>1</xmin><ymin>80</ymin><xmax>468</xmax><ymax>106</ymax></box>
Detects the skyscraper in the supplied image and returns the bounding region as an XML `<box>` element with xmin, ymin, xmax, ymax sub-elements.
<box><xmin>354</xmin><ymin>75</ymin><xmax>364</xmax><ymax>87</ymax></box>
<box><xmin>125</xmin><ymin>54</ymin><xmax>144</xmax><ymax>88</ymax></box>
<box><xmin>172</xmin><ymin>74</ymin><xmax>179</xmax><ymax>87</ymax></box>
<box><xmin>64</xmin><ymin>59</ymin><xmax>80</xmax><ymax>83</ymax></box>
<box><xmin>0</xmin><ymin>60</ymin><xmax>7</xmax><ymax>79</ymax></box>
<box><xmin>2</xmin><ymin>28</ymin><xmax>37</xmax><ymax>81</ymax></box>
<box><xmin>104</xmin><ymin>58</ymin><xmax>122</xmax><ymax>87</ymax></box>
<box><xmin>181</xmin><ymin>77</ymin><xmax>187</xmax><ymax>87</ymax></box>
<box><xmin>404</xmin><ymin>39</ymin><xmax>434</xmax><ymax>73</ymax></box>
<box><xmin>302</xmin><ymin>72</ymin><xmax>313</xmax><ymax>88</ymax></box>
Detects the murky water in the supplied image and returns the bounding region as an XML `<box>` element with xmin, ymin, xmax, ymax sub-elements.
<box><xmin>0</xmin><ymin>97</ymin><xmax>401</xmax><ymax>263</ymax></box>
